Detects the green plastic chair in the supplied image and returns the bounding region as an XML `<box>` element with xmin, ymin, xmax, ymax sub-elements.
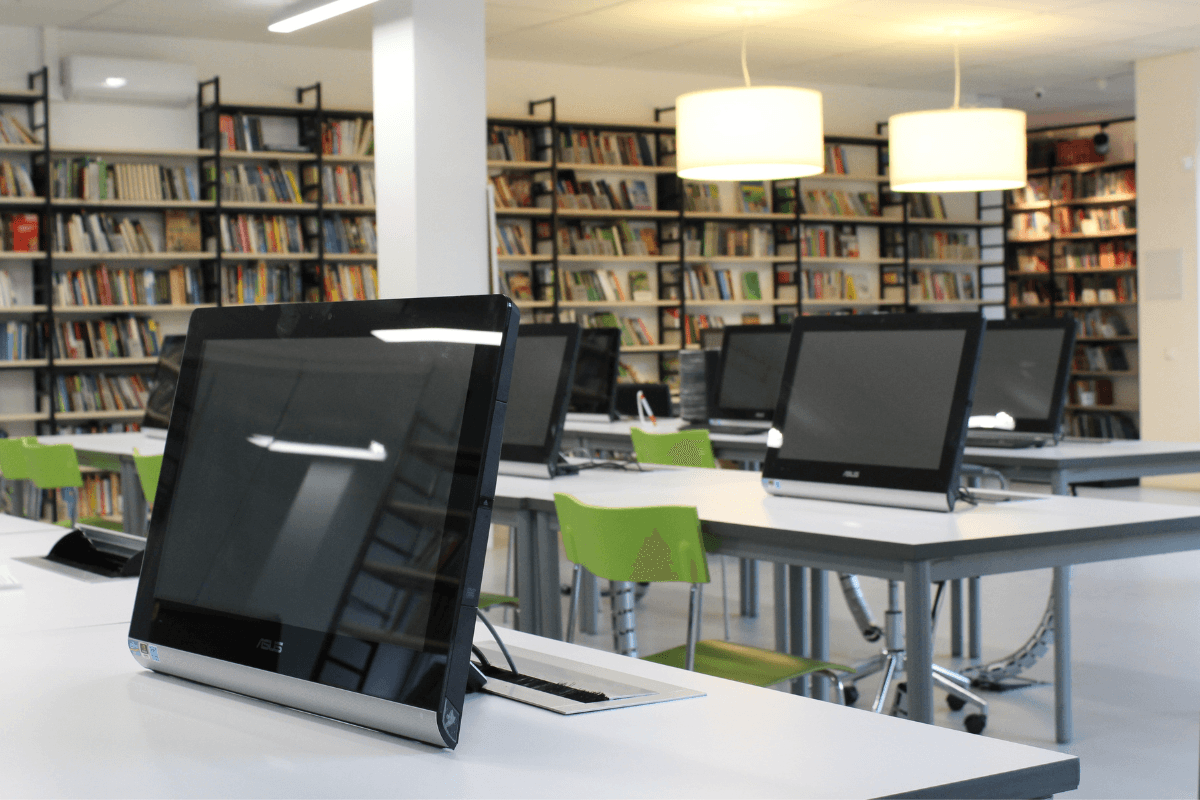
<box><xmin>22</xmin><ymin>441</ymin><xmax>122</xmax><ymax>531</ymax></box>
<box><xmin>131</xmin><ymin>449</ymin><xmax>162</xmax><ymax>508</ymax></box>
<box><xmin>554</xmin><ymin>492</ymin><xmax>852</xmax><ymax>695</ymax></box>
<box><xmin>0</xmin><ymin>436</ymin><xmax>36</xmax><ymax>517</ymax></box>
<box><xmin>478</xmin><ymin>592</ymin><xmax>519</xmax><ymax>610</ymax></box>
<box><xmin>630</xmin><ymin>425</ymin><xmax>729</xmax><ymax>638</ymax></box>
<box><xmin>630</xmin><ymin>427</ymin><xmax>716</xmax><ymax>469</ymax></box>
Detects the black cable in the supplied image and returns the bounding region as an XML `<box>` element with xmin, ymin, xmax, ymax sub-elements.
<box><xmin>475</xmin><ymin>607</ymin><xmax>518</xmax><ymax>676</ymax></box>
<box><xmin>471</xmin><ymin>645</ymin><xmax>492</xmax><ymax>671</ymax></box>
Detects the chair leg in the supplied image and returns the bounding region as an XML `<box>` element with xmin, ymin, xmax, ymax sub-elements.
<box><xmin>815</xmin><ymin>670</ymin><xmax>848</xmax><ymax>705</ymax></box>
<box><xmin>609</xmin><ymin>580</ymin><xmax>638</xmax><ymax>657</ymax></box>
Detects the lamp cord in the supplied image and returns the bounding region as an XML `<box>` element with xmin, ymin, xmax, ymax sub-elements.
<box><xmin>952</xmin><ymin>41</ymin><xmax>961</xmax><ymax>109</ymax></box>
<box><xmin>740</xmin><ymin>22</ymin><xmax>751</xmax><ymax>87</ymax></box>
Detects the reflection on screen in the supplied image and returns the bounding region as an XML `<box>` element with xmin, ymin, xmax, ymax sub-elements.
<box><xmin>153</xmin><ymin>336</ymin><xmax>478</xmax><ymax>706</ymax></box>
<box><xmin>570</xmin><ymin>329</ymin><xmax>618</xmax><ymax>414</ymax></box>
<box><xmin>972</xmin><ymin>328</ymin><xmax>1066</xmax><ymax>422</ymax></box>
<box><xmin>503</xmin><ymin>335</ymin><xmax>568</xmax><ymax>447</ymax></box>
<box><xmin>717</xmin><ymin>329</ymin><xmax>792</xmax><ymax>413</ymax></box>
<box><xmin>779</xmin><ymin>329</ymin><xmax>966</xmax><ymax>470</ymax></box>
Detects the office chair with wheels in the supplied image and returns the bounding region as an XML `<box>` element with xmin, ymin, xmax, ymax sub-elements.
<box><xmin>22</xmin><ymin>441</ymin><xmax>123</xmax><ymax>531</ymax></box>
<box><xmin>0</xmin><ymin>436</ymin><xmax>37</xmax><ymax>517</ymax></box>
<box><xmin>629</xmin><ymin>426</ymin><xmax>729</xmax><ymax>638</ymax></box>
<box><xmin>554</xmin><ymin>492</ymin><xmax>852</xmax><ymax>694</ymax></box>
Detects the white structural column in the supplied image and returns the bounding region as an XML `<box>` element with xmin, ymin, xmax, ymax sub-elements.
<box><xmin>372</xmin><ymin>0</ymin><xmax>487</xmax><ymax>298</ymax></box>
<box><xmin>1136</xmin><ymin>51</ymin><xmax>1200</xmax><ymax>488</ymax></box>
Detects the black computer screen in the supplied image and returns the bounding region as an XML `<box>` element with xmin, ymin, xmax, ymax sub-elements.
<box><xmin>132</xmin><ymin>298</ymin><xmax>515</xmax><ymax>735</ymax></box>
<box><xmin>142</xmin><ymin>335</ymin><xmax>186</xmax><ymax>429</ymax></box>
<box><xmin>569</xmin><ymin>328</ymin><xmax>619</xmax><ymax>416</ymax></box>
<box><xmin>778</xmin><ymin>329</ymin><xmax>967</xmax><ymax>470</ymax></box>
<box><xmin>503</xmin><ymin>333</ymin><xmax>569</xmax><ymax>447</ymax></box>
<box><xmin>972</xmin><ymin>325</ymin><xmax>1071</xmax><ymax>427</ymax></box>
<box><xmin>715</xmin><ymin>325</ymin><xmax>792</xmax><ymax>418</ymax></box>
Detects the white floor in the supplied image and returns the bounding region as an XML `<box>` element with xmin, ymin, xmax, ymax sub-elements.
<box><xmin>481</xmin><ymin>483</ymin><xmax>1200</xmax><ymax>799</ymax></box>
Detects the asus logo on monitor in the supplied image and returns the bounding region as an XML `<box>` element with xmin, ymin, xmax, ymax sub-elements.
<box><xmin>843</xmin><ymin>470</ymin><xmax>860</xmax><ymax>479</ymax></box>
<box><xmin>257</xmin><ymin>638</ymin><xmax>284</xmax><ymax>654</ymax></box>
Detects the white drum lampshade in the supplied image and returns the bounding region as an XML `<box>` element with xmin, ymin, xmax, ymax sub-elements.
<box><xmin>676</xmin><ymin>86</ymin><xmax>824</xmax><ymax>181</ymax></box>
<box><xmin>888</xmin><ymin>107</ymin><xmax>1027</xmax><ymax>192</ymax></box>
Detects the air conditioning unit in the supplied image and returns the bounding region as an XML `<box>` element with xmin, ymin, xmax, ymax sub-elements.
<box><xmin>62</xmin><ymin>55</ymin><xmax>196</xmax><ymax>107</ymax></box>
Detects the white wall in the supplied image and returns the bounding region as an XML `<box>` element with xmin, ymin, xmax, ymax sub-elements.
<box><xmin>1136</xmin><ymin>50</ymin><xmax>1200</xmax><ymax>488</ymax></box>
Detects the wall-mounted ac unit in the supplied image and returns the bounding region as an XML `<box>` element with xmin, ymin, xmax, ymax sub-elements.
<box><xmin>62</xmin><ymin>56</ymin><xmax>196</xmax><ymax>107</ymax></box>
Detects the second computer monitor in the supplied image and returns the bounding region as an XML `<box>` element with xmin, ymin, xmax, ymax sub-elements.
<box><xmin>569</xmin><ymin>327</ymin><xmax>620</xmax><ymax>419</ymax></box>
<box><xmin>500</xmin><ymin>324</ymin><xmax>581</xmax><ymax>475</ymax></box>
<box><xmin>972</xmin><ymin>317</ymin><xmax>1076</xmax><ymax>435</ymax></box>
<box><xmin>712</xmin><ymin>324</ymin><xmax>794</xmax><ymax>423</ymax></box>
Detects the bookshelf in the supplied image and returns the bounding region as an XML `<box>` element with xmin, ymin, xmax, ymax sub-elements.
<box><xmin>490</xmin><ymin>99</ymin><xmax>1005</xmax><ymax>388</ymax></box>
<box><xmin>1004</xmin><ymin>118</ymin><xmax>1138</xmax><ymax>439</ymax></box>
<box><xmin>0</xmin><ymin>71</ymin><xmax>377</xmax><ymax>438</ymax></box>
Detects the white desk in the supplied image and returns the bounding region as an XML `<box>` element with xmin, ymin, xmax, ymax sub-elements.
<box><xmin>0</xmin><ymin>527</ymin><xmax>138</xmax><ymax>636</ymax></box>
<box><xmin>37</xmin><ymin>432</ymin><xmax>166</xmax><ymax>537</ymax></box>
<box><xmin>0</xmin><ymin>622</ymin><xmax>1078</xmax><ymax>798</ymax></box>
<box><xmin>493</xmin><ymin>467</ymin><xmax>1200</xmax><ymax>744</ymax></box>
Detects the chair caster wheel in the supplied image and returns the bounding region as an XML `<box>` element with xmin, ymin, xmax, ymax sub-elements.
<box><xmin>843</xmin><ymin>685</ymin><xmax>859</xmax><ymax>706</ymax></box>
<box><xmin>947</xmin><ymin>695</ymin><xmax>966</xmax><ymax>711</ymax></box>
<box><xmin>964</xmin><ymin>713</ymin><xmax>987</xmax><ymax>735</ymax></box>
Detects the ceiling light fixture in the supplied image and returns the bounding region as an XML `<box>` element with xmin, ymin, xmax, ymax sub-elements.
<box><xmin>675</xmin><ymin>20</ymin><xmax>824</xmax><ymax>180</ymax></box>
<box><xmin>268</xmin><ymin>0</ymin><xmax>379</xmax><ymax>33</ymax></box>
<box><xmin>104</xmin><ymin>77</ymin><xmax>127</xmax><ymax>88</ymax></box>
<box><xmin>887</xmin><ymin>43</ymin><xmax>1026</xmax><ymax>193</ymax></box>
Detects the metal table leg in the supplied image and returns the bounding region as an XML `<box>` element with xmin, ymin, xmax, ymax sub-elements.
<box><xmin>121</xmin><ymin>456</ymin><xmax>146</xmax><ymax>536</ymax></box>
<box><xmin>810</xmin><ymin>568</ymin><xmax>829</xmax><ymax>701</ymax></box>
<box><xmin>788</xmin><ymin>564</ymin><xmax>808</xmax><ymax>696</ymax></box>
<box><xmin>512</xmin><ymin>509</ymin><xmax>539</xmax><ymax>635</ymax></box>
<box><xmin>968</xmin><ymin>576</ymin><xmax>982</xmax><ymax>661</ymax></box>
<box><xmin>533</xmin><ymin>510</ymin><xmax>563</xmax><ymax>640</ymax></box>
<box><xmin>773</xmin><ymin>563</ymin><xmax>788</xmax><ymax>652</ymax></box>
<box><xmin>579</xmin><ymin>567</ymin><xmax>600</xmax><ymax>635</ymax></box>
<box><xmin>739</xmin><ymin>558</ymin><xmax>759</xmax><ymax>618</ymax></box>
<box><xmin>950</xmin><ymin>579</ymin><xmax>963</xmax><ymax>658</ymax></box>
<box><xmin>1054</xmin><ymin>565</ymin><xmax>1072</xmax><ymax>744</ymax></box>
<box><xmin>904</xmin><ymin>560</ymin><xmax>934</xmax><ymax>724</ymax></box>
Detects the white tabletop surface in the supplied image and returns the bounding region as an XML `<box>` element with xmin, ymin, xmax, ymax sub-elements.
<box><xmin>496</xmin><ymin>467</ymin><xmax>1200</xmax><ymax>561</ymax></box>
<box><xmin>0</xmin><ymin>527</ymin><xmax>138</xmax><ymax>636</ymax></box>
<box><xmin>0</xmin><ymin>623</ymin><xmax>1077</xmax><ymax>799</ymax></box>
<box><xmin>37</xmin><ymin>431</ymin><xmax>165</xmax><ymax>457</ymax></box>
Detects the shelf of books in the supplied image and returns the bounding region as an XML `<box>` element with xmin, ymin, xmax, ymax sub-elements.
<box><xmin>1005</xmin><ymin>118</ymin><xmax>1139</xmax><ymax>438</ymax></box>
<box><xmin>0</xmin><ymin>72</ymin><xmax>378</xmax><ymax>440</ymax></box>
<box><xmin>491</xmin><ymin>104</ymin><xmax>1004</xmax><ymax>390</ymax></box>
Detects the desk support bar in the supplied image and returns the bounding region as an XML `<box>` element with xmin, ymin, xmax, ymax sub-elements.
<box><xmin>1054</xmin><ymin>565</ymin><xmax>1072</xmax><ymax>744</ymax></box>
<box><xmin>811</xmin><ymin>569</ymin><xmax>829</xmax><ymax>701</ymax></box>
<box><xmin>788</xmin><ymin>565</ymin><xmax>809</xmax><ymax>696</ymax></box>
<box><xmin>904</xmin><ymin>561</ymin><xmax>934</xmax><ymax>725</ymax></box>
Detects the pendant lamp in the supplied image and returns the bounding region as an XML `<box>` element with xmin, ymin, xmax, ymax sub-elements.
<box><xmin>888</xmin><ymin>44</ymin><xmax>1026</xmax><ymax>192</ymax></box>
<box><xmin>676</xmin><ymin>27</ymin><xmax>824</xmax><ymax>181</ymax></box>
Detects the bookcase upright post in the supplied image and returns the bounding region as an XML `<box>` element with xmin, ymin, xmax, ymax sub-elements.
<box><xmin>527</xmin><ymin>97</ymin><xmax>558</xmax><ymax>323</ymax></box>
<box><xmin>26</xmin><ymin>67</ymin><xmax>53</xmax><ymax>432</ymax></box>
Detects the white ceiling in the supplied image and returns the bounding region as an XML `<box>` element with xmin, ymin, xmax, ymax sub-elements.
<box><xmin>4</xmin><ymin>0</ymin><xmax>1196</xmax><ymax>122</ymax></box>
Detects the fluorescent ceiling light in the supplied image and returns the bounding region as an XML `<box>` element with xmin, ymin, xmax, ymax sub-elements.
<box><xmin>248</xmin><ymin>434</ymin><xmax>388</xmax><ymax>462</ymax></box>
<box><xmin>268</xmin><ymin>0</ymin><xmax>380</xmax><ymax>33</ymax></box>
<box><xmin>104</xmin><ymin>77</ymin><xmax>127</xmax><ymax>88</ymax></box>
<box><xmin>371</xmin><ymin>328</ymin><xmax>503</xmax><ymax>346</ymax></box>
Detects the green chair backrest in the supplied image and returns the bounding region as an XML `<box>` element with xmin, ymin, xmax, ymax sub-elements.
<box><xmin>554</xmin><ymin>493</ymin><xmax>710</xmax><ymax>585</ymax></box>
<box><xmin>22</xmin><ymin>441</ymin><xmax>83</xmax><ymax>490</ymax></box>
<box><xmin>132</xmin><ymin>449</ymin><xmax>162</xmax><ymax>505</ymax></box>
<box><xmin>630</xmin><ymin>427</ymin><xmax>716</xmax><ymax>469</ymax></box>
<box><xmin>0</xmin><ymin>436</ymin><xmax>36</xmax><ymax>481</ymax></box>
